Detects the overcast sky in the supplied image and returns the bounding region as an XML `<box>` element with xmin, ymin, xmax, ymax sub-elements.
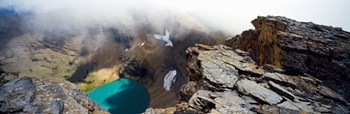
<box><xmin>0</xmin><ymin>0</ymin><xmax>349</xmax><ymax>34</ymax></box>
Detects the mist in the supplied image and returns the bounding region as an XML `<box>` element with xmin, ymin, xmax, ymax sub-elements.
<box><xmin>1</xmin><ymin>0</ymin><xmax>350</xmax><ymax>109</ymax></box>
<box><xmin>1</xmin><ymin>0</ymin><xmax>349</xmax><ymax>35</ymax></box>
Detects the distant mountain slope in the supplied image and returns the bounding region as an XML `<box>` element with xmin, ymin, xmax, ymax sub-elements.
<box><xmin>0</xmin><ymin>15</ymin><xmax>226</xmax><ymax>108</ymax></box>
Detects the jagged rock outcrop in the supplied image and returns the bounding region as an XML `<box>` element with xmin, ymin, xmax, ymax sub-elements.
<box><xmin>143</xmin><ymin>103</ymin><xmax>199</xmax><ymax>114</ymax></box>
<box><xmin>153</xmin><ymin>44</ymin><xmax>349</xmax><ymax>114</ymax></box>
<box><xmin>0</xmin><ymin>76</ymin><xmax>108</xmax><ymax>114</ymax></box>
<box><xmin>226</xmin><ymin>16</ymin><xmax>350</xmax><ymax>101</ymax></box>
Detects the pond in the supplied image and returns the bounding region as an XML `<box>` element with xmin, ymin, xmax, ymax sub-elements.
<box><xmin>88</xmin><ymin>78</ymin><xmax>150</xmax><ymax>114</ymax></box>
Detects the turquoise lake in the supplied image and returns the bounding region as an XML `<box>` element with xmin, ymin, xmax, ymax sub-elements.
<box><xmin>87</xmin><ymin>78</ymin><xmax>150</xmax><ymax>114</ymax></box>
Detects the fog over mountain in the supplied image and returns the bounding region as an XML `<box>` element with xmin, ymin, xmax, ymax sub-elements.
<box><xmin>1</xmin><ymin>0</ymin><xmax>349</xmax><ymax>35</ymax></box>
<box><xmin>0</xmin><ymin>0</ymin><xmax>349</xmax><ymax>113</ymax></box>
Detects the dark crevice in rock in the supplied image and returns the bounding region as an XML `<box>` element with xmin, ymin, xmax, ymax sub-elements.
<box><xmin>262</xmin><ymin>77</ymin><xmax>298</xmax><ymax>89</ymax></box>
<box><xmin>226</xmin><ymin>15</ymin><xmax>350</xmax><ymax>102</ymax></box>
<box><xmin>276</xmin><ymin>98</ymin><xmax>287</xmax><ymax>106</ymax></box>
<box><xmin>237</xmin><ymin>69</ymin><xmax>261</xmax><ymax>77</ymax></box>
<box><xmin>202</xmin><ymin>78</ymin><xmax>228</xmax><ymax>92</ymax></box>
<box><xmin>269</xmin><ymin>81</ymin><xmax>296</xmax><ymax>101</ymax></box>
<box><xmin>282</xmin><ymin>66</ymin><xmax>306</xmax><ymax>76</ymax></box>
<box><xmin>237</xmin><ymin>90</ymin><xmax>271</xmax><ymax>105</ymax></box>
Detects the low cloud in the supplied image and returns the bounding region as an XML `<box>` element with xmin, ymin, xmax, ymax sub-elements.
<box><xmin>0</xmin><ymin>0</ymin><xmax>349</xmax><ymax>35</ymax></box>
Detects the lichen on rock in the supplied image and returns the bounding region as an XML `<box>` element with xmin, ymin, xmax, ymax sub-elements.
<box><xmin>0</xmin><ymin>76</ymin><xmax>109</xmax><ymax>114</ymax></box>
<box><xmin>226</xmin><ymin>15</ymin><xmax>350</xmax><ymax>101</ymax></box>
<box><xmin>145</xmin><ymin>42</ymin><xmax>349</xmax><ymax>113</ymax></box>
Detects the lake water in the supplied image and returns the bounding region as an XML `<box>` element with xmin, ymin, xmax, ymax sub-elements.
<box><xmin>87</xmin><ymin>78</ymin><xmax>150</xmax><ymax>114</ymax></box>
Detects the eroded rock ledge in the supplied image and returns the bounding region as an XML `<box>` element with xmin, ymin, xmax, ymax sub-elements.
<box><xmin>0</xmin><ymin>76</ymin><xmax>108</xmax><ymax>114</ymax></box>
<box><xmin>145</xmin><ymin>16</ymin><xmax>350</xmax><ymax>114</ymax></box>
<box><xmin>225</xmin><ymin>16</ymin><xmax>350</xmax><ymax>101</ymax></box>
<box><xmin>145</xmin><ymin>44</ymin><xmax>349</xmax><ymax>114</ymax></box>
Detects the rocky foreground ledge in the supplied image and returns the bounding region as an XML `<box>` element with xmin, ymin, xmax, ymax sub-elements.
<box><xmin>0</xmin><ymin>77</ymin><xmax>108</xmax><ymax>114</ymax></box>
<box><xmin>145</xmin><ymin>44</ymin><xmax>349</xmax><ymax>114</ymax></box>
<box><xmin>145</xmin><ymin>16</ymin><xmax>350</xmax><ymax>114</ymax></box>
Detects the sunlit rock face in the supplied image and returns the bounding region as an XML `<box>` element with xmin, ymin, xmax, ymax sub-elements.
<box><xmin>145</xmin><ymin>44</ymin><xmax>349</xmax><ymax>114</ymax></box>
<box><xmin>226</xmin><ymin>16</ymin><xmax>350</xmax><ymax>101</ymax></box>
<box><xmin>144</xmin><ymin>16</ymin><xmax>350</xmax><ymax>114</ymax></box>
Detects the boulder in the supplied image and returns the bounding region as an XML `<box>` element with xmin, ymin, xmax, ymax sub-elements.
<box><xmin>0</xmin><ymin>77</ymin><xmax>108</xmax><ymax>114</ymax></box>
<box><xmin>0</xmin><ymin>77</ymin><xmax>35</xmax><ymax>112</ymax></box>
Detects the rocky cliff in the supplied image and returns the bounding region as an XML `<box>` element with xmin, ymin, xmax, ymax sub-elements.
<box><xmin>0</xmin><ymin>76</ymin><xmax>108</xmax><ymax>114</ymax></box>
<box><xmin>145</xmin><ymin>44</ymin><xmax>349</xmax><ymax>114</ymax></box>
<box><xmin>145</xmin><ymin>16</ymin><xmax>350</xmax><ymax>114</ymax></box>
<box><xmin>2</xmin><ymin>15</ymin><xmax>350</xmax><ymax>114</ymax></box>
<box><xmin>226</xmin><ymin>16</ymin><xmax>350</xmax><ymax>101</ymax></box>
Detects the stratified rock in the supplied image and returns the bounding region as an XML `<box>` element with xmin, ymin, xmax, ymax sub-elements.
<box><xmin>236</xmin><ymin>79</ymin><xmax>282</xmax><ymax>105</ymax></box>
<box><xmin>268</xmin><ymin>81</ymin><xmax>296</xmax><ymax>101</ymax></box>
<box><xmin>188</xmin><ymin>90</ymin><xmax>254</xmax><ymax>114</ymax></box>
<box><xmin>276</xmin><ymin>101</ymin><xmax>300</xmax><ymax>111</ymax></box>
<box><xmin>179</xmin><ymin>81</ymin><xmax>203</xmax><ymax>102</ymax></box>
<box><xmin>253</xmin><ymin>105</ymin><xmax>304</xmax><ymax>114</ymax></box>
<box><xmin>199</xmin><ymin>52</ymin><xmax>239</xmax><ymax>90</ymax></box>
<box><xmin>0</xmin><ymin>77</ymin><xmax>108</xmax><ymax>114</ymax></box>
<box><xmin>262</xmin><ymin>72</ymin><xmax>298</xmax><ymax>87</ymax></box>
<box><xmin>177</xmin><ymin>44</ymin><xmax>349</xmax><ymax>114</ymax></box>
<box><xmin>318</xmin><ymin>86</ymin><xmax>347</xmax><ymax>104</ymax></box>
<box><xmin>147</xmin><ymin>16</ymin><xmax>350</xmax><ymax>114</ymax></box>
<box><xmin>143</xmin><ymin>103</ymin><xmax>199</xmax><ymax>114</ymax></box>
<box><xmin>241</xmin><ymin>96</ymin><xmax>259</xmax><ymax>104</ymax></box>
<box><xmin>186</xmin><ymin>45</ymin><xmax>263</xmax><ymax>91</ymax></box>
<box><xmin>226</xmin><ymin>16</ymin><xmax>350</xmax><ymax>100</ymax></box>
<box><xmin>0</xmin><ymin>77</ymin><xmax>35</xmax><ymax>112</ymax></box>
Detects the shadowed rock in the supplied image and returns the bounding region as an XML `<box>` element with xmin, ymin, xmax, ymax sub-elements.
<box><xmin>0</xmin><ymin>77</ymin><xmax>35</xmax><ymax>112</ymax></box>
<box><xmin>226</xmin><ymin>16</ymin><xmax>350</xmax><ymax>101</ymax></box>
<box><xmin>0</xmin><ymin>77</ymin><xmax>108</xmax><ymax>114</ymax></box>
<box><xmin>268</xmin><ymin>81</ymin><xmax>297</xmax><ymax>101</ymax></box>
<box><xmin>147</xmin><ymin>43</ymin><xmax>349</xmax><ymax>114</ymax></box>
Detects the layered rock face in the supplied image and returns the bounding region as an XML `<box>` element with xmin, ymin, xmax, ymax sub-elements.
<box><xmin>144</xmin><ymin>16</ymin><xmax>350</xmax><ymax>114</ymax></box>
<box><xmin>0</xmin><ymin>76</ymin><xmax>108</xmax><ymax>114</ymax></box>
<box><xmin>226</xmin><ymin>16</ymin><xmax>350</xmax><ymax>101</ymax></box>
<box><xmin>161</xmin><ymin>45</ymin><xmax>349</xmax><ymax>114</ymax></box>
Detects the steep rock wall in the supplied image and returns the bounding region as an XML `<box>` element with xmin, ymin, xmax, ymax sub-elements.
<box><xmin>226</xmin><ymin>16</ymin><xmax>350</xmax><ymax>100</ymax></box>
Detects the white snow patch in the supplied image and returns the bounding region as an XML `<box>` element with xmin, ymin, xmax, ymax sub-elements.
<box><xmin>125</xmin><ymin>48</ymin><xmax>129</xmax><ymax>52</ymax></box>
<box><xmin>163</xmin><ymin>70</ymin><xmax>177</xmax><ymax>91</ymax></box>
<box><xmin>141</xmin><ymin>41</ymin><xmax>145</xmax><ymax>46</ymax></box>
<box><xmin>154</xmin><ymin>29</ymin><xmax>173</xmax><ymax>47</ymax></box>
